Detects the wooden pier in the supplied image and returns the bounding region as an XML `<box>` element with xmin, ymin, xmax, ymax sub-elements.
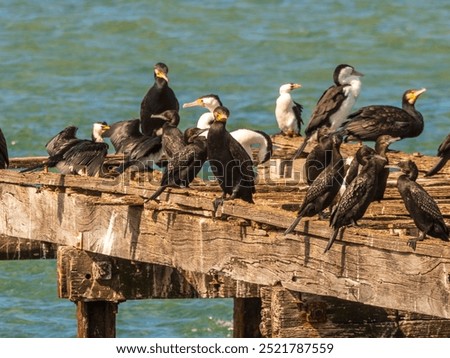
<box><xmin>1</xmin><ymin>135</ymin><xmax>450</xmax><ymax>338</ymax></box>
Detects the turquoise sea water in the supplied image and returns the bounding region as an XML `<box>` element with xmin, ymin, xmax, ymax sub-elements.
<box><xmin>0</xmin><ymin>0</ymin><xmax>449</xmax><ymax>337</ymax></box>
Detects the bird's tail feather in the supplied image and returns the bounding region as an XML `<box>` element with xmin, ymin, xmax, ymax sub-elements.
<box><xmin>293</xmin><ymin>138</ymin><xmax>309</xmax><ymax>159</ymax></box>
<box><xmin>324</xmin><ymin>227</ymin><xmax>342</xmax><ymax>253</ymax></box>
<box><xmin>425</xmin><ymin>157</ymin><xmax>448</xmax><ymax>177</ymax></box>
<box><xmin>284</xmin><ymin>215</ymin><xmax>303</xmax><ymax>235</ymax></box>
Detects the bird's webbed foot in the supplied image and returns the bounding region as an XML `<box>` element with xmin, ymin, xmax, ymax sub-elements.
<box><xmin>213</xmin><ymin>197</ymin><xmax>225</xmax><ymax>215</ymax></box>
<box><xmin>407</xmin><ymin>231</ymin><xmax>426</xmax><ymax>251</ymax></box>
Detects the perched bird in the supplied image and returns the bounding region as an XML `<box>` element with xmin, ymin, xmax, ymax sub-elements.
<box><xmin>207</xmin><ymin>106</ymin><xmax>256</xmax><ymax>208</ymax></box>
<box><xmin>156</xmin><ymin>109</ymin><xmax>185</xmax><ymax>160</ymax></box>
<box><xmin>303</xmin><ymin>126</ymin><xmax>332</xmax><ymax>185</ymax></box>
<box><xmin>183</xmin><ymin>94</ymin><xmax>272</xmax><ymax>164</ymax></box>
<box><xmin>396</xmin><ymin>159</ymin><xmax>449</xmax><ymax>250</ymax></box>
<box><xmin>58</xmin><ymin>122</ymin><xmax>110</xmax><ymax>176</ymax></box>
<box><xmin>343</xmin><ymin>88</ymin><xmax>427</xmax><ymax>142</ymax></box>
<box><xmin>102</xmin><ymin>118</ymin><xmax>162</xmax><ymax>174</ymax></box>
<box><xmin>20</xmin><ymin>125</ymin><xmax>93</xmax><ymax>174</ymax></box>
<box><xmin>0</xmin><ymin>128</ymin><xmax>9</xmax><ymax>169</ymax></box>
<box><xmin>372</xmin><ymin>135</ymin><xmax>401</xmax><ymax>201</ymax></box>
<box><xmin>147</xmin><ymin>127</ymin><xmax>208</xmax><ymax>201</ymax></box>
<box><xmin>275</xmin><ymin>83</ymin><xmax>303</xmax><ymax>137</ymax></box>
<box><xmin>140</xmin><ymin>62</ymin><xmax>179</xmax><ymax>136</ymax></box>
<box><xmin>340</xmin><ymin>135</ymin><xmax>400</xmax><ymax>200</ymax></box>
<box><xmin>183</xmin><ymin>94</ymin><xmax>222</xmax><ymax>129</ymax></box>
<box><xmin>425</xmin><ymin>133</ymin><xmax>450</xmax><ymax>177</ymax></box>
<box><xmin>293</xmin><ymin>64</ymin><xmax>363</xmax><ymax>158</ymax></box>
<box><xmin>284</xmin><ymin>133</ymin><xmax>345</xmax><ymax>235</ymax></box>
<box><xmin>28</xmin><ymin>122</ymin><xmax>110</xmax><ymax>176</ymax></box>
<box><xmin>326</xmin><ymin>150</ymin><xmax>387</xmax><ymax>253</ymax></box>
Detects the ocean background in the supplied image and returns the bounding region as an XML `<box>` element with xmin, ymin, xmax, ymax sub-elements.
<box><xmin>0</xmin><ymin>0</ymin><xmax>449</xmax><ymax>337</ymax></box>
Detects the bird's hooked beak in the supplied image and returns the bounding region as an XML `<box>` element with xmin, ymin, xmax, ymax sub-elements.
<box><xmin>291</xmin><ymin>83</ymin><xmax>302</xmax><ymax>90</ymax></box>
<box><xmin>182</xmin><ymin>99</ymin><xmax>203</xmax><ymax>108</ymax></box>
<box><xmin>154</xmin><ymin>68</ymin><xmax>169</xmax><ymax>83</ymax></box>
<box><xmin>351</xmin><ymin>68</ymin><xmax>364</xmax><ymax>77</ymax></box>
<box><xmin>407</xmin><ymin>88</ymin><xmax>427</xmax><ymax>104</ymax></box>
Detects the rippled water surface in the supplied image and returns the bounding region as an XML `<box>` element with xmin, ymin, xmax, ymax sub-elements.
<box><xmin>1</xmin><ymin>0</ymin><xmax>449</xmax><ymax>337</ymax></box>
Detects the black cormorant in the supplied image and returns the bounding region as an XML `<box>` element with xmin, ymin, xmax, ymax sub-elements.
<box><xmin>102</xmin><ymin>118</ymin><xmax>162</xmax><ymax>174</ymax></box>
<box><xmin>275</xmin><ymin>83</ymin><xmax>303</xmax><ymax>137</ymax></box>
<box><xmin>303</xmin><ymin>126</ymin><xmax>332</xmax><ymax>185</ymax></box>
<box><xmin>147</xmin><ymin>127</ymin><xmax>208</xmax><ymax>201</ymax></box>
<box><xmin>425</xmin><ymin>134</ymin><xmax>450</xmax><ymax>177</ymax></box>
<box><xmin>293</xmin><ymin>64</ymin><xmax>363</xmax><ymax>158</ymax></box>
<box><xmin>59</xmin><ymin>122</ymin><xmax>110</xmax><ymax>176</ymax></box>
<box><xmin>0</xmin><ymin>128</ymin><xmax>9</xmax><ymax>169</ymax></box>
<box><xmin>207</xmin><ymin>106</ymin><xmax>256</xmax><ymax>208</ymax></box>
<box><xmin>140</xmin><ymin>62</ymin><xmax>179</xmax><ymax>136</ymax></box>
<box><xmin>156</xmin><ymin>109</ymin><xmax>185</xmax><ymax>160</ymax></box>
<box><xmin>183</xmin><ymin>94</ymin><xmax>272</xmax><ymax>164</ymax></box>
<box><xmin>326</xmin><ymin>150</ymin><xmax>387</xmax><ymax>253</ymax></box>
<box><xmin>373</xmin><ymin>135</ymin><xmax>401</xmax><ymax>201</ymax></box>
<box><xmin>20</xmin><ymin>125</ymin><xmax>93</xmax><ymax>174</ymax></box>
<box><xmin>396</xmin><ymin>159</ymin><xmax>449</xmax><ymax>250</ymax></box>
<box><xmin>343</xmin><ymin>88</ymin><xmax>426</xmax><ymax>142</ymax></box>
<box><xmin>284</xmin><ymin>133</ymin><xmax>345</xmax><ymax>235</ymax></box>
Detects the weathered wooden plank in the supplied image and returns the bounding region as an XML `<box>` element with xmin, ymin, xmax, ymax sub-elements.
<box><xmin>0</xmin><ymin>235</ymin><xmax>57</xmax><ymax>260</ymax></box>
<box><xmin>1</xmin><ymin>181</ymin><xmax>449</xmax><ymax>318</ymax></box>
<box><xmin>260</xmin><ymin>286</ymin><xmax>450</xmax><ymax>338</ymax></box>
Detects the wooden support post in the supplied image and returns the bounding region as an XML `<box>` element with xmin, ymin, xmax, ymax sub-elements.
<box><xmin>233</xmin><ymin>297</ymin><xmax>262</xmax><ymax>338</ymax></box>
<box><xmin>76</xmin><ymin>301</ymin><xmax>118</xmax><ymax>338</ymax></box>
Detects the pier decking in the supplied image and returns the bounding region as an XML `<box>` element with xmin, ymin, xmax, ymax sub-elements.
<box><xmin>1</xmin><ymin>135</ymin><xmax>450</xmax><ymax>337</ymax></box>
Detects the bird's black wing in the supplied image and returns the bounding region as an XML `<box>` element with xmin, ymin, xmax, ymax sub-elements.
<box><xmin>293</xmin><ymin>101</ymin><xmax>304</xmax><ymax>133</ymax></box>
<box><xmin>45</xmin><ymin>126</ymin><xmax>79</xmax><ymax>157</ymax></box>
<box><xmin>305</xmin><ymin>85</ymin><xmax>347</xmax><ymax>136</ymax></box>
<box><xmin>103</xmin><ymin>119</ymin><xmax>142</xmax><ymax>153</ymax></box>
<box><xmin>228</xmin><ymin>133</ymin><xmax>256</xmax><ymax>193</ymax></box>
<box><xmin>344</xmin><ymin>105</ymin><xmax>410</xmax><ymax>141</ymax></box>
<box><xmin>253</xmin><ymin>130</ymin><xmax>273</xmax><ymax>164</ymax></box>
<box><xmin>62</xmin><ymin>142</ymin><xmax>109</xmax><ymax>176</ymax></box>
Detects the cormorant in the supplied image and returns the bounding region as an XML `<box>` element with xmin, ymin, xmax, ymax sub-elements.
<box><xmin>156</xmin><ymin>109</ymin><xmax>185</xmax><ymax>160</ymax></box>
<box><xmin>140</xmin><ymin>62</ymin><xmax>179</xmax><ymax>136</ymax></box>
<box><xmin>58</xmin><ymin>122</ymin><xmax>110</xmax><ymax>176</ymax></box>
<box><xmin>29</xmin><ymin>122</ymin><xmax>110</xmax><ymax>176</ymax></box>
<box><xmin>147</xmin><ymin>127</ymin><xmax>208</xmax><ymax>201</ymax></box>
<box><xmin>293</xmin><ymin>64</ymin><xmax>363</xmax><ymax>158</ymax></box>
<box><xmin>20</xmin><ymin>125</ymin><xmax>96</xmax><ymax>174</ymax></box>
<box><xmin>275</xmin><ymin>83</ymin><xmax>303</xmax><ymax>137</ymax></box>
<box><xmin>284</xmin><ymin>133</ymin><xmax>345</xmax><ymax>235</ymax></box>
<box><xmin>343</xmin><ymin>88</ymin><xmax>426</xmax><ymax>142</ymax></box>
<box><xmin>396</xmin><ymin>159</ymin><xmax>449</xmax><ymax>250</ymax></box>
<box><xmin>183</xmin><ymin>94</ymin><xmax>272</xmax><ymax>164</ymax></box>
<box><xmin>0</xmin><ymin>128</ymin><xmax>9</xmax><ymax>169</ymax></box>
<box><xmin>207</xmin><ymin>106</ymin><xmax>256</xmax><ymax>208</ymax></box>
<box><xmin>102</xmin><ymin>118</ymin><xmax>162</xmax><ymax>174</ymax></box>
<box><xmin>373</xmin><ymin>134</ymin><xmax>401</xmax><ymax>201</ymax></box>
<box><xmin>303</xmin><ymin>126</ymin><xmax>332</xmax><ymax>185</ymax></box>
<box><xmin>326</xmin><ymin>150</ymin><xmax>387</xmax><ymax>253</ymax></box>
<box><xmin>182</xmin><ymin>94</ymin><xmax>222</xmax><ymax>129</ymax></box>
<box><xmin>425</xmin><ymin>133</ymin><xmax>450</xmax><ymax>177</ymax></box>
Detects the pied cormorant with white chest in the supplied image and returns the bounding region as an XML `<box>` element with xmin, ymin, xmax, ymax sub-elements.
<box><xmin>183</xmin><ymin>94</ymin><xmax>272</xmax><ymax>164</ymax></box>
<box><xmin>275</xmin><ymin>82</ymin><xmax>303</xmax><ymax>137</ymax></box>
<box><xmin>293</xmin><ymin>64</ymin><xmax>363</xmax><ymax>158</ymax></box>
